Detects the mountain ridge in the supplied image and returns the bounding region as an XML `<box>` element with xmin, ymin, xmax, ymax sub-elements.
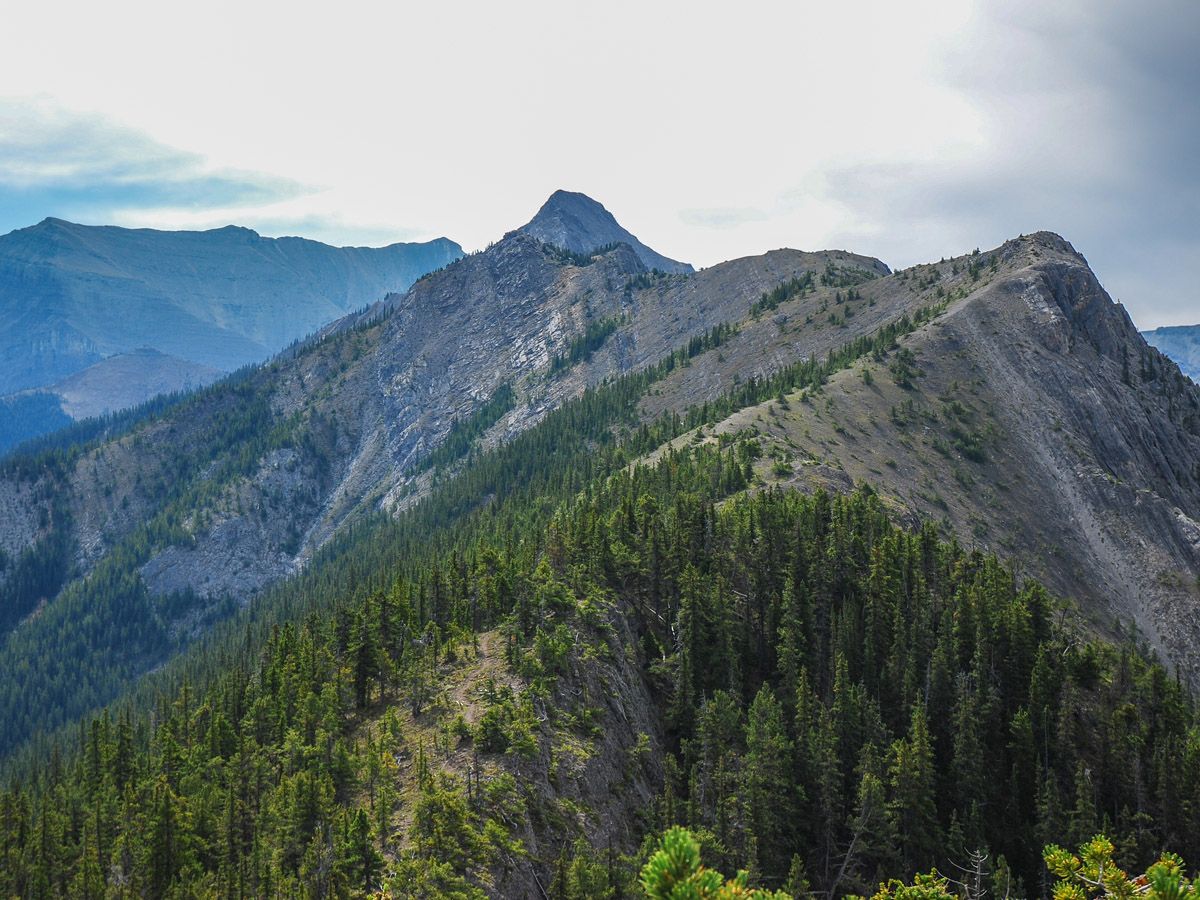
<box><xmin>0</xmin><ymin>195</ymin><xmax>1195</xmax><ymax>773</ymax></box>
<box><xmin>642</xmin><ymin>228</ymin><xmax>1200</xmax><ymax>680</ymax></box>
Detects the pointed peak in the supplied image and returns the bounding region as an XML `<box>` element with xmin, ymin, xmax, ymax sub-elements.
<box><xmin>1</xmin><ymin>217</ymin><xmax>86</xmax><ymax>245</ymax></box>
<box><xmin>536</xmin><ymin>189</ymin><xmax>611</xmax><ymax>217</ymax></box>
<box><xmin>519</xmin><ymin>190</ymin><xmax>693</xmax><ymax>275</ymax></box>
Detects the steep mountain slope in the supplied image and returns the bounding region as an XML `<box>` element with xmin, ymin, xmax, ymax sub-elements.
<box><xmin>0</xmin><ymin>194</ymin><xmax>887</xmax><ymax>757</ymax></box>
<box><xmin>519</xmin><ymin>189</ymin><xmax>694</xmax><ymax>274</ymax></box>
<box><xmin>1143</xmin><ymin>323</ymin><xmax>1200</xmax><ymax>380</ymax></box>
<box><xmin>649</xmin><ymin>234</ymin><xmax>1200</xmax><ymax>682</ymax></box>
<box><xmin>0</xmin><ymin>217</ymin><xmax>463</xmax><ymax>394</ymax></box>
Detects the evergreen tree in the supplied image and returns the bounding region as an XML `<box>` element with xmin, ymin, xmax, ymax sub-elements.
<box><xmin>889</xmin><ymin>705</ymin><xmax>941</xmax><ymax>875</ymax></box>
<box><xmin>743</xmin><ymin>685</ymin><xmax>797</xmax><ymax>881</ymax></box>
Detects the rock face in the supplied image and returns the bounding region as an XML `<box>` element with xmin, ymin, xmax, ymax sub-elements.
<box><xmin>1143</xmin><ymin>324</ymin><xmax>1200</xmax><ymax>380</ymax></box>
<box><xmin>0</xmin><ymin>217</ymin><xmax>464</xmax><ymax>395</ymax></box>
<box><xmin>518</xmin><ymin>189</ymin><xmax>694</xmax><ymax>273</ymax></box>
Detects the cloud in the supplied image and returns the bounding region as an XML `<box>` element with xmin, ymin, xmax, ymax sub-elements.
<box><xmin>679</xmin><ymin>207</ymin><xmax>770</xmax><ymax>229</ymax></box>
<box><xmin>811</xmin><ymin>0</ymin><xmax>1200</xmax><ymax>328</ymax></box>
<box><xmin>0</xmin><ymin>99</ymin><xmax>305</xmax><ymax>234</ymax></box>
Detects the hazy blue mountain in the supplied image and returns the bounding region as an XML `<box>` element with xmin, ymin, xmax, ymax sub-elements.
<box><xmin>0</xmin><ymin>217</ymin><xmax>463</xmax><ymax>395</ymax></box>
<box><xmin>519</xmin><ymin>189</ymin><xmax>694</xmax><ymax>274</ymax></box>
<box><xmin>0</xmin><ymin>391</ymin><xmax>72</xmax><ymax>454</ymax></box>
<box><xmin>1143</xmin><ymin>324</ymin><xmax>1200</xmax><ymax>380</ymax></box>
<box><xmin>51</xmin><ymin>347</ymin><xmax>221</xmax><ymax>419</ymax></box>
<box><xmin>0</xmin><ymin>347</ymin><xmax>227</xmax><ymax>457</ymax></box>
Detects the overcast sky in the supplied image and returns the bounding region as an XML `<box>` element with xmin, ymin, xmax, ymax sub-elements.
<box><xmin>1</xmin><ymin>0</ymin><xmax>1195</xmax><ymax>327</ymax></box>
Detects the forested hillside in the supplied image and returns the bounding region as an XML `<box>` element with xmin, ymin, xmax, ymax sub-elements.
<box><xmin>1</xmin><ymin>436</ymin><xmax>1196</xmax><ymax>897</ymax></box>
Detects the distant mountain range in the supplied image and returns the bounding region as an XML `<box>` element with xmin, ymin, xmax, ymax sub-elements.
<box><xmin>0</xmin><ymin>349</ymin><xmax>221</xmax><ymax>454</ymax></box>
<box><xmin>0</xmin><ymin>217</ymin><xmax>462</xmax><ymax>449</ymax></box>
<box><xmin>1143</xmin><ymin>324</ymin><xmax>1200</xmax><ymax>380</ymax></box>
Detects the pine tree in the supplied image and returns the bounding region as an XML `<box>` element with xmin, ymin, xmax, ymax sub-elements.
<box><xmin>889</xmin><ymin>705</ymin><xmax>940</xmax><ymax>875</ymax></box>
<box><xmin>743</xmin><ymin>685</ymin><xmax>797</xmax><ymax>880</ymax></box>
<box><xmin>145</xmin><ymin>778</ymin><xmax>184</xmax><ymax>898</ymax></box>
<box><xmin>809</xmin><ymin>705</ymin><xmax>844</xmax><ymax>883</ymax></box>
<box><xmin>840</xmin><ymin>744</ymin><xmax>900</xmax><ymax>893</ymax></box>
<box><xmin>1068</xmin><ymin>762</ymin><xmax>1100</xmax><ymax>848</ymax></box>
<box><xmin>950</xmin><ymin>675</ymin><xmax>988</xmax><ymax>844</ymax></box>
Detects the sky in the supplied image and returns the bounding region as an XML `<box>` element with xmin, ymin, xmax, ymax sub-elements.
<box><xmin>1</xmin><ymin>0</ymin><xmax>1195</xmax><ymax>327</ymax></box>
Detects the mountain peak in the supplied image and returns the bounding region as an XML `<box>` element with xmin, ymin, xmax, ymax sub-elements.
<box><xmin>520</xmin><ymin>190</ymin><xmax>693</xmax><ymax>274</ymax></box>
<box><xmin>28</xmin><ymin>216</ymin><xmax>79</xmax><ymax>234</ymax></box>
<box><xmin>542</xmin><ymin>188</ymin><xmax>605</xmax><ymax>213</ymax></box>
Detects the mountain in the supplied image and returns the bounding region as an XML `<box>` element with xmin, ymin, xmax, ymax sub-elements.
<box><xmin>0</xmin><ymin>195</ymin><xmax>888</xmax><ymax>758</ymax></box>
<box><xmin>519</xmin><ymin>189</ymin><xmax>694</xmax><ymax>273</ymax></box>
<box><xmin>49</xmin><ymin>348</ymin><xmax>222</xmax><ymax>419</ymax></box>
<box><xmin>0</xmin><ymin>190</ymin><xmax>1194</xmax><ymax>760</ymax></box>
<box><xmin>646</xmin><ymin>234</ymin><xmax>1200</xmax><ymax>684</ymax></box>
<box><xmin>0</xmin><ymin>217</ymin><xmax>463</xmax><ymax>396</ymax></box>
<box><xmin>1143</xmin><ymin>323</ymin><xmax>1200</xmax><ymax>380</ymax></box>
<box><xmin>0</xmin><ymin>193</ymin><xmax>1198</xmax><ymax>895</ymax></box>
<box><xmin>0</xmin><ymin>350</ymin><xmax>222</xmax><ymax>456</ymax></box>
